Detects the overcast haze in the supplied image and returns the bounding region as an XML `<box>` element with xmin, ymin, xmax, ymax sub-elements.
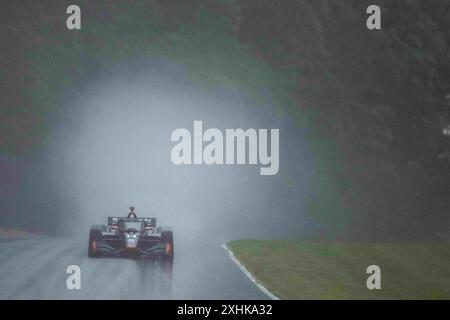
<box><xmin>36</xmin><ymin>60</ymin><xmax>313</xmax><ymax>241</ymax></box>
<box><xmin>1</xmin><ymin>0</ymin><xmax>449</xmax><ymax>242</ymax></box>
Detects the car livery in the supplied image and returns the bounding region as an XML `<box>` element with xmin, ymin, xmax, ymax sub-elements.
<box><xmin>88</xmin><ymin>216</ymin><xmax>174</xmax><ymax>259</ymax></box>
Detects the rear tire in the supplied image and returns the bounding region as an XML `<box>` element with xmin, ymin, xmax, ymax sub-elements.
<box><xmin>88</xmin><ymin>229</ymin><xmax>103</xmax><ymax>258</ymax></box>
<box><xmin>161</xmin><ymin>231</ymin><xmax>174</xmax><ymax>261</ymax></box>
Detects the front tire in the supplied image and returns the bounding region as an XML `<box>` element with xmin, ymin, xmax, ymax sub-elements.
<box><xmin>161</xmin><ymin>231</ymin><xmax>174</xmax><ymax>261</ymax></box>
<box><xmin>88</xmin><ymin>229</ymin><xmax>103</xmax><ymax>258</ymax></box>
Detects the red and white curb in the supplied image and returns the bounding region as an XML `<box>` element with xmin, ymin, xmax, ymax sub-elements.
<box><xmin>222</xmin><ymin>243</ymin><xmax>280</xmax><ymax>300</ymax></box>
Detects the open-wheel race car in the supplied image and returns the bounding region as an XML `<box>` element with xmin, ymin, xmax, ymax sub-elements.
<box><xmin>88</xmin><ymin>216</ymin><xmax>174</xmax><ymax>259</ymax></box>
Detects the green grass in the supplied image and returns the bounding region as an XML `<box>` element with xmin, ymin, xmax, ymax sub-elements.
<box><xmin>227</xmin><ymin>240</ymin><xmax>450</xmax><ymax>299</ymax></box>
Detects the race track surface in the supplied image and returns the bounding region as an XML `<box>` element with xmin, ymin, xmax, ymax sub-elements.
<box><xmin>0</xmin><ymin>237</ymin><xmax>268</xmax><ymax>299</ymax></box>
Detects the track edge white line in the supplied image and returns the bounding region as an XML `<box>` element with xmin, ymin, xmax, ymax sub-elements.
<box><xmin>222</xmin><ymin>243</ymin><xmax>280</xmax><ymax>300</ymax></box>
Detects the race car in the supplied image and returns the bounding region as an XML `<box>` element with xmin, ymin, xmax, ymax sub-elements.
<box><xmin>88</xmin><ymin>216</ymin><xmax>174</xmax><ymax>259</ymax></box>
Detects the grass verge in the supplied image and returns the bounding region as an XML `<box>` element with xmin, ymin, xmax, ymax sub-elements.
<box><xmin>227</xmin><ymin>240</ymin><xmax>450</xmax><ymax>299</ymax></box>
<box><xmin>0</xmin><ymin>228</ymin><xmax>36</xmax><ymax>240</ymax></box>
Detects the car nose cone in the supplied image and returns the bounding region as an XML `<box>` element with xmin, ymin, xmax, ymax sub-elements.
<box><xmin>125</xmin><ymin>236</ymin><xmax>138</xmax><ymax>249</ymax></box>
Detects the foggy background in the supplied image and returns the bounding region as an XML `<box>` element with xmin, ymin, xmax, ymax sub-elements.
<box><xmin>1</xmin><ymin>0</ymin><xmax>450</xmax><ymax>243</ymax></box>
<box><xmin>42</xmin><ymin>59</ymin><xmax>314</xmax><ymax>240</ymax></box>
<box><xmin>1</xmin><ymin>58</ymin><xmax>315</xmax><ymax>241</ymax></box>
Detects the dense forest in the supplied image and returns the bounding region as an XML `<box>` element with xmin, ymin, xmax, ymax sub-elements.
<box><xmin>1</xmin><ymin>0</ymin><xmax>449</xmax><ymax>240</ymax></box>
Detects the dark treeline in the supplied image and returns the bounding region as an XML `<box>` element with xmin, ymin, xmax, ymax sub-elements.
<box><xmin>235</xmin><ymin>0</ymin><xmax>450</xmax><ymax>240</ymax></box>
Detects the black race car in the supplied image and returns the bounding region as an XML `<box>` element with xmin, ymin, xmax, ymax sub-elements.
<box><xmin>88</xmin><ymin>216</ymin><xmax>174</xmax><ymax>259</ymax></box>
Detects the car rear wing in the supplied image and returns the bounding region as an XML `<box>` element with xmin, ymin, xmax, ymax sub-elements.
<box><xmin>108</xmin><ymin>217</ymin><xmax>156</xmax><ymax>231</ymax></box>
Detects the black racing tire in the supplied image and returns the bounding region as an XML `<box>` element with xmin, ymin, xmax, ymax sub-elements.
<box><xmin>161</xmin><ymin>230</ymin><xmax>174</xmax><ymax>261</ymax></box>
<box><xmin>88</xmin><ymin>228</ymin><xmax>103</xmax><ymax>258</ymax></box>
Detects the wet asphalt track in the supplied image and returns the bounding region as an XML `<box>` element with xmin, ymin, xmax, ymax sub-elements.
<box><xmin>0</xmin><ymin>237</ymin><xmax>268</xmax><ymax>299</ymax></box>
